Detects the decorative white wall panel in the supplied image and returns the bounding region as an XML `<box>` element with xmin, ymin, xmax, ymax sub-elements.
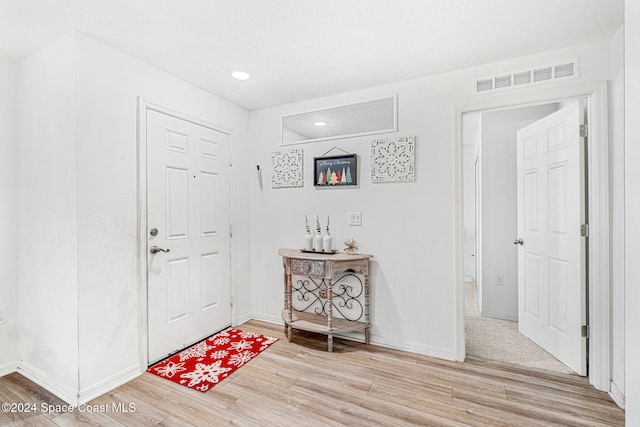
<box><xmin>370</xmin><ymin>136</ymin><xmax>416</xmax><ymax>183</ymax></box>
<box><xmin>271</xmin><ymin>148</ymin><xmax>303</xmax><ymax>188</ymax></box>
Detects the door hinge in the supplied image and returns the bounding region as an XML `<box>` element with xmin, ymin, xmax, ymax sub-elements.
<box><xmin>580</xmin><ymin>223</ymin><xmax>589</xmax><ymax>237</ymax></box>
<box><xmin>581</xmin><ymin>325</ymin><xmax>590</xmax><ymax>339</ymax></box>
<box><xmin>229</xmin><ymin>224</ymin><xmax>233</xmax><ymax>238</ymax></box>
<box><xmin>580</xmin><ymin>124</ymin><xmax>588</xmax><ymax>138</ymax></box>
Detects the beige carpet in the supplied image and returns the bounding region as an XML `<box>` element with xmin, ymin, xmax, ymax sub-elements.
<box><xmin>465</xmin><ymin>281</ymin><xmax>575</xmax><ymax>375</ymax></box>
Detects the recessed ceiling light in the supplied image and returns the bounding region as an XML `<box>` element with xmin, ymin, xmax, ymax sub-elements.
<box><xmin>314</xmin><ymin>121</ymin><xmax>327</xmax><ymax>127</ymax></box>
<box><xmin>231</xmin><ymin>71</ymin><xmax>251</xmax><ymax>81</ymax></box>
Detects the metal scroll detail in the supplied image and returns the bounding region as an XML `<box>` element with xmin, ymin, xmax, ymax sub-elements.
<box><xmin>291</xmin><ymin>272</ymin><xmax>364</xmax><ymax>321</ymax></box>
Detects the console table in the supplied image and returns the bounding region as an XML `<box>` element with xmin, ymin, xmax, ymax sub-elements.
<box><xmin>278</xmin><ymin>248</ymin><xmax>373</xmax><ymax>352</ymax></box>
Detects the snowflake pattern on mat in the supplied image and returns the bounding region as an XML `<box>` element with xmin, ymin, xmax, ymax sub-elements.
<box><xmin>229</xmin><ymin>339</ymin><xmax>253</xmax><ymax>352</ymax></box>
<box><xmin>180</xmin><ymin>361</ymin><xmax>231</xmax><ymax>387</ymax></box>
<box><xmin>196</xmin><ymin>384</ymin><xmax>210</xmax><ymax>392</ymax></box>
<box><xmin>228</xmin><ymin>350</ymin><xmax>257</xmax><ymax>367</ymax></box>
<box><xmin>153</xmin><ymin>361</ymin><xmax>186</xmax><ymax>378</ymax></box>
<box><xmin>178</xmin><ymin>341</ymin><xmax>215</xmax><ymax>361</ymax></box>
<box><xmin>260</xmin><ymin>336</ymin><xmax>278</xmax><ymax>351</ymax></box>
<box><xmin>239</xmin><ymin>331</ymin><xmax>258</xmax><ymax>339</ymax></box>
<box><xmin>213</xmin><ymin>337</ymin><xmax>231</xmax><ymax>346</ymax></box>
<box><xmin>210</xmin><ymin>350</ymin><xmax>229</xmax><ymax>360</ymax></box>
<box><xmin>148</xmin><ymin>328</ymin><xmax>278</xmax><ymax>393</ymax></box>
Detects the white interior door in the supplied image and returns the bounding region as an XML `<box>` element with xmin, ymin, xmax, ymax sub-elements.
<box><xmin>516</xmin><ymin>101</ymin><xmax>587</xmax><ymax>375</ymax></box>
<box><xmin>147</xmin><ymin>109</ymin><xmax>231</xmax><ymax>364</ymax></box>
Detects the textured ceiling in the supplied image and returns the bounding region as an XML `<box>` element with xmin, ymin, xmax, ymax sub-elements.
<box><xmin>0</xmin><ymin>0</ymin><xmax>624</xmax><ymax>110</ymax></box>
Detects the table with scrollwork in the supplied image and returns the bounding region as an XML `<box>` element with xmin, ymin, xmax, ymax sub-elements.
<box><xmin>278</xmin><ymin>248</ymin><xmax>373</xmax><ymax>352</ymax></box>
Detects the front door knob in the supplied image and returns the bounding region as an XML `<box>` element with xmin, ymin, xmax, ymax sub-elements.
<box><xmin>513</xmin><ymin>238</ymin><xmax>524</xmax><ymax>245</ymax></box>
<box><xmin>150</xmin><ymin>245</ymin><xmax>170</xmax><ymax>254</ymax></box>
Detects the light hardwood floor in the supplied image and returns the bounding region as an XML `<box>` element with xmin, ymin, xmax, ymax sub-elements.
<box><xmin>0</xmin><ymin>320</ymin><xmax>625</xmax><ymax>426</ymax></box>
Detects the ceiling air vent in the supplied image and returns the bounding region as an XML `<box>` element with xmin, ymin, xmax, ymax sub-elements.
<box><xmin>473</xmin><ymin>58</ymin><xmax>579</xmax><ymax>95</ymax></box>
<box><xmin>494</xmin><ymin>75</ymin><xmax>512</xmax><ymax>89</ymax></box>
<box><xmin>476</xmin><ymin>78</ymin><xmax>493</xmax><ymax>92</ymax></box>
<box><xmin>513</xmin><ymin>71</ymin><xmax>532</xmax><ymax>86</ymax></box>
<box><xmin>533</xmin><ymin>67</ymin><xmax>553</xmax><ymax>82</ymax></box>
<box><xmin>554</xmin><ymin>62</ymin><xmax>576</xmax><ymax>78</ymax></box>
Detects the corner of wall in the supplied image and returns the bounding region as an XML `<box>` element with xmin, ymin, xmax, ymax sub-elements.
<box><xmin>16</xmin><ymin>30</ymin><xmax>80</xmax><ymax>397</ymax></box>
<box><xmin>0</xmin><ymin>58</ymin><xmax>19</xmax><ymax>374</ymax></box>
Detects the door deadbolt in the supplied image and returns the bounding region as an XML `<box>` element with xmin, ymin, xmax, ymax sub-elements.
<box><xmin>150</xmin><ymin>228</ymin><xmax>158</xmax><ymax>236</ymax></box>
<box><xmin>150</xmin><ymin>245</ymin><xmax>170</xmax><ymax>254</ymax></box>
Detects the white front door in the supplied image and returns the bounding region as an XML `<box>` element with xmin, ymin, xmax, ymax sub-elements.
<box><xmin>147</xmin><ymin>109</ymin><xmax>231</xmax><ymax>364</ymax></box>
<box><xmin>516</xmin><ymin>101</ymin><xmax>587</xmax><ymax>375</ymax></box>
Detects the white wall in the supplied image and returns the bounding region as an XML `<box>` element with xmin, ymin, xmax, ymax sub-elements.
<box><xmin>17</xmin><ymin>33</ymin><xmax>79</xmax><ymax>400</ymax></box>
<box><xmin>625</xmin><ymin>1</ymin><xmax>640</xmax><ymax>424</ymax></box>
<box><xmin>609</xmin><ymin>25</ymin><xmax>626</xmax><ymax>407</ymax></box>
<box><xmin>480</xmin><ymin>104</ymin><xmax>559</xmax><ymax>321</ymax></box>
<box><xmin>0</xmin><ymin>58</ymin><xmax>18</xmax><ymax>374</ymax></box>
<box><xmin>249</xmin><ymin>39</ymin><xmax>615</xmax><ymax>359</ymax></box>
<box><xmin>11</xmin><ymin>32</ymin><xmax>251</xmax><ymax>404</ymax></box>
<box><xmin>72</xmin><ymin>33</ymin><xmax>251</xmax><ymax>401</ymax></box>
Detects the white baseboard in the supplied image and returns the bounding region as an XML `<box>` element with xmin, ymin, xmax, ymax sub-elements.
<box><xmin>0</xmin><ymin>361</ymin><xmax>18</xmax><ymax>377</ymax></box>
<box><xmin>480</xmin><ymin>310</ymin><xmax>517</xmax><ymax>322</ymax></box>
<box><xmin>609</xmin><ymin>380</ymin><xmax>626</xmax><ymax>409</ymax></box>
<box><xmin>78</xmin><ymin>364</ymin><xmax>142</xmax><ymax>404</ymax></box>
<box><xmin>18</xmin><ymin>361</ymin><xmax>78</xmax><ymax>406</ymax></box>
<box><xmin>18</xmin><ymin>361</ymin><xmax>142</xmax><ymax>406</ymax></box>
<box><xmin>249</xmin><ymin>312</ymin><xmax>284</xmax><ymax>325</ymax></box>
<box><xmin>247</xmin><ymin>313</ymin><xmax>457</xmax><ymax>361</ymax></box>
<box><xmin>235</xmin><ymin>310</ymin><xmax>252</xmax><ymax>326</ymax></box>
<box><xmin>369</xmin><ymin>333</ymin><xmax>457</xmax><ymax>361</ymax></box>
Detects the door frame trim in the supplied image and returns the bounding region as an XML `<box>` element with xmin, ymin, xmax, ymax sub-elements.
<box><xmin>136</xmin><ymin>97</ymin><xmax>236</xmax><ymax>369</ymax></box>
<box><xmin>453</xmin><ymin>81</ymin><xmax>610</xmax><ymax>391</ymax></box>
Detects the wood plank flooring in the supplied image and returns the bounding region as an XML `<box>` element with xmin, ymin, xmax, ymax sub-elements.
<box><xmin>0</xmin><ymin>320</ymin><xmax>624</xmax><ymax>426</ymax></box>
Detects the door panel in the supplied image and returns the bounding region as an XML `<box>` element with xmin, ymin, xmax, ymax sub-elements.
<box><xmin>147</xmin><ymin>109</ymin><xmax>231</xmax><ymax>364</ymax></box>
<box><xmin>516</xmin><ymin>101</ymin><xmax>586</xmax><ymax>375</ymax></box>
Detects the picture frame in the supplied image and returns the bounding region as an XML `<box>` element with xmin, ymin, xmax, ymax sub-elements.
<box><xmin>314</xmin><ymin>154</ymin><xmax>357</xmax><ymax>186</ymax></box>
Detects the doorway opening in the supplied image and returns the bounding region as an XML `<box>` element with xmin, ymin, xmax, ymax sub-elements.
<box><xmin>462</xmin><ymin>100</ymin><xmax>587</xmax><ymax>375</ymax></box>
<box><xmin>454</xmin><ymin>82</ymin><xmax>611</xmax><ymax>392</ymax></box>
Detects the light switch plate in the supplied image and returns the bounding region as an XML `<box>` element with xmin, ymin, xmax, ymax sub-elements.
<box><xmin>348</xmin><ymin>212</ymin><xmax>362</xmax><ymax>226</ymax></box>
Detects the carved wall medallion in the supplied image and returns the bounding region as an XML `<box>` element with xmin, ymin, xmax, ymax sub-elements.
<box><xmin>271</xmin><ymin>148</ymin><xmax>303</xmax><ymax>188</ymax></box>
<box><xmin>370</xmin><ymin>136</ymin><xmax>416</xmax><ymax>183</ymax></box>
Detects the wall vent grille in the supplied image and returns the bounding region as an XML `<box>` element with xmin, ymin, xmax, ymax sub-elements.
<box><xmin>473</xmin><ymin>58</ymin><xmax>579</xmax><ymax>95</ymax></box>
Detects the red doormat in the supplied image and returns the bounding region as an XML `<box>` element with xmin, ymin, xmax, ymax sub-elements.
<box><xmin>148</xmin><ymin>328</ymin><xmax>278</xmax><ymax>392</ymax></box>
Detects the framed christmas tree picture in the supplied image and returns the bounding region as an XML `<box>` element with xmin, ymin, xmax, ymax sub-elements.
<box><xmin>314</xmin><ymin>154</ymin><xmax>357</xmax><ymax>187</ymax></box>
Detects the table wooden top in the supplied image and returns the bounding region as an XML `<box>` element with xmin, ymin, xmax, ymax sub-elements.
<box><xmin>278</xmin><ymin>248</ymin><xmax>373</xmax><ymax>261</ymax></box>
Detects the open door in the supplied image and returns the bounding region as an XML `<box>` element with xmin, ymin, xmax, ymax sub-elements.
<box><xmin>516</xmin><ymin>101</ymin><xmax>587</xmax><ymax>375</ymax></box>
